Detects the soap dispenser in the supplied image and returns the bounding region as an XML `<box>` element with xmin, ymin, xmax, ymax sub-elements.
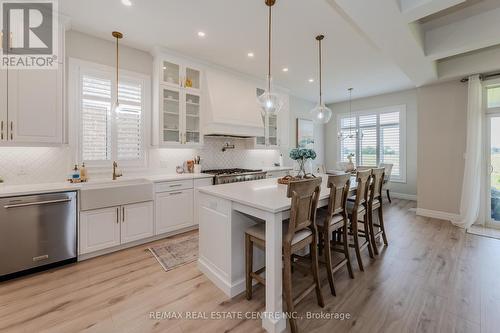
<box><xmin>80</xmin><ymin>162</ymin><xmax>88</xmax><ymax>182</ymax></box>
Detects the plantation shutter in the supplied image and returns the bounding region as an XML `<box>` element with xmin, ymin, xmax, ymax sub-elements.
<box><xmin>116</xmin><ymin>81</ymin><xmax>143</xmax><ymax>161</ymax></box>
<box><xmin>81</xmin><ymin>75</ymin><xmax>112</xmax><ymax>161</ymax></box>
<box><xmin>359</xmin><ymin>114</ymin><xmax>377</xmax><ymax>166</ymax></box>
<box><xmin>380</xmin><ymin>112</ymin><xmax>401</xmax><ymax>178</ymax></box>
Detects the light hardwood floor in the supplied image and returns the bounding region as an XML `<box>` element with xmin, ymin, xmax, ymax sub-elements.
<box><xmin>1</xmin><ymin>199</ymin><xmax>500</xmax><ymax>333</ymax></box>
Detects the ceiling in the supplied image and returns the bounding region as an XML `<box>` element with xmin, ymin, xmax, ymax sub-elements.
<box><xmin>59</xmin><ymin>0</ymin><xmax>414</xmax><ymax>104</ymax></box>
<box><xmin>60</xmin><ymin>0</ymin><xmax>500</xmax><ymax>104</ymax></box>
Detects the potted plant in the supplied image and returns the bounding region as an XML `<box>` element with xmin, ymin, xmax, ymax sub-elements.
<box><xmin>289</xmin><ymin>148</ymin><xmax>317</xmax><ymax>178</ymax></box>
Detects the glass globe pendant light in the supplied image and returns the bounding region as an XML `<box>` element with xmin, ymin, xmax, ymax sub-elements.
<box><xmin>337</xmin><ymin>88</ymin><xmax>358</xmax><ymax>141</ymax></box>
<box><xmin>257</xmin><ymin>0</ymin><xmax>284</xmax><ymax>115</ymax></box>
<box><xmin>112</xmin><ymin>31</ymin><xmax>123</xmax><ymax>113</ymax></box>
<box><xmin>310</xmin><ymin>35</ymin><xmax>332</xmax><ymax>124</ymax></box>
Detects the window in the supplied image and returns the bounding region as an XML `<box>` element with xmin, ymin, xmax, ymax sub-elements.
<box><xmin>487</xmin><ymin>86</ymin><xmax>500</xmax><ymax>109</ymax></box>
<box><xmin>72</xmin><ymin>60</ymin><xmax>150</xmax><ymax>166</ymax></box>
<box><xmin>338</xmin><ymin>105</ymin><xmax>406</xmax><ymax>182</ymax></box>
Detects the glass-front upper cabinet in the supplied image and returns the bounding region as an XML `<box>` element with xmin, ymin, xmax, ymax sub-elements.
<box><xmin>158</xmin><ymin>56</ymin><xmax>203</xmax><ymax>146</ymax></box>
<box><xmin>162</xmin><ymin>60</ymin><xmax>201</xmax><ymax>92</ymax></box>
<box><xmin>184</xmin><ymin>92</ymin><xmax>200</xmax><ymax>144</ymax></box>
<box><xmin>162</xmin><ymin>87</ymin><xmax>181</xmax><ymax>144</ymax></box>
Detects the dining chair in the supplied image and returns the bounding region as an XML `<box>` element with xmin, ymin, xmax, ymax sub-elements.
<box><xmin>367</xmin><ymin>167</ymin><xmax>388</xmax><ymax>255</ymax></box>
<box><xmin>379</xmin><ymin>163</ymin><xmax>393</xmax><ymax>203</ymax></box>
<box><xmin>347</xmin><ymin>169</ymin><xmax>374</xmax><ymax>271</ymax></box>
<box><xmin>316</xmin><ymin>174</ymin><xmax>354</xmax><ymax>296</ymax></box>
<box><xmin>245</xmin><ymin>177</ymin><xmax>324</xmax><ymax>333</ymax></box>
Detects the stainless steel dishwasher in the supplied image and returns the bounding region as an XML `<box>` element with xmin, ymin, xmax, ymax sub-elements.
<box><xmin>0</xmin><ymin>191</ymin><xmax>77</xmax><ymax>281</ymax></box>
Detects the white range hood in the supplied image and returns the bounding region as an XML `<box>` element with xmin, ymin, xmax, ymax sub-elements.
<box><xmin>203</xmin><ymin>69</ymin><xmax>265</xmax><ymax>138</ymax></box>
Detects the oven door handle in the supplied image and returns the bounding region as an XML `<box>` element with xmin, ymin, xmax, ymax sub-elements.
<box><xmin>4</xmin><ymin>198</ymin><xmax>72</xmax><ymax>209</ymax></box>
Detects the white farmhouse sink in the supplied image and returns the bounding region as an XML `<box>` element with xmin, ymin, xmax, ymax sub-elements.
<box><xmin>80</xmin><ymin>178</ymin><xmax>154</xmax><ymax>211</ymax></box>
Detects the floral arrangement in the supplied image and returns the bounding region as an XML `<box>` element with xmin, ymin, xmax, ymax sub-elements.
<box><xmin>289</xmin><ymin>148</ymin><xmax>316</xmax><ymax>178</ymax></box>
<box><xmin>289</xmin><ymin>148</ymin><xmax>317</xmax><ymax>161</ymax></box>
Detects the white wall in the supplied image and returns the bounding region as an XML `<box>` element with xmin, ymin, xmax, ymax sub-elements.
<box><xmin>325</xmin><ymin>89</ymin><xmax>418</xmax><ymax>196</ymax></box>
<box><xmin>65</xmin><ymin>30</ymin><xmax>153</xmax><ymax>75</ymax></box>
<box><xmin>417</xmin><ymin>81</ymin><xmax>467</xmax><ymax>215</ymax></box>
<box><xmin>283</xmin><ymin>95</ymin><xmax>325</xmax><ymax>170</ymax></box>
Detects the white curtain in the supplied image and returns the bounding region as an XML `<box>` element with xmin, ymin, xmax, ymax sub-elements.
<box><xmin>452</xmin><ymin>75</ymin><xmax>484</xmax><ymax>229</ymax></box>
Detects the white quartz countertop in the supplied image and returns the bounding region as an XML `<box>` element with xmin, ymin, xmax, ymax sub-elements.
<box><xmin>261</xmin><ymin>166</ymin><xmax>293</xmax><ymax>172</ymax></box>
<box><xmin>198</xmin><ymin>174</ymin><xmax>341</xmax><ymax>213</ymax></box>
<box><xmin>0</xmin><ymin>173</ymin><xmax>213</xmax><ymax>198</ymax></box>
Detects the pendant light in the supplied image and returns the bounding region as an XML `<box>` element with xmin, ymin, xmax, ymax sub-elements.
<box><xmin>310</xmin><ymin>35</ymin><xmax>332</xmax><ymax>124</ymax></box>
<box><xmin>112</xmin><ymin>31</ymin><xmax>123</xmax><ymax>113</ymax></box>
<box><xmin>337</xmin><ymin>88</ymin><xmax>358</xmax><ymax>141</ymax></box>
<box><xmin>257</xmin><ymin>0</ymin><xmax>283</xmax><ymax>115</ymax></box>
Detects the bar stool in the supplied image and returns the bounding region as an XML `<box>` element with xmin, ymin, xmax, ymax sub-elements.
<box><xmin>245</xmin><ymin>177</ymin><xmax>324</xmax><ymax>333</ymax></box>
<box><xmin>347</xmin><ymin>169</ymin><xmax>374</xmax><ymax>272</ymax></box>
<box><xmin>316</xmin><ymin>174</ymin><xmax>354</xmax><ymax>296</ymax></box>
<box><xmin>367</xmin><ymin>167</ymin><xmax>388</xmax><ymax>255</ymax></box>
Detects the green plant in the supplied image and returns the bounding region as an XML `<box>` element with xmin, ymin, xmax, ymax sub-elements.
<box><xmin>289</xmin><ymin>148</ymin><xmax>317</xmax><ymax>161</ymax></box>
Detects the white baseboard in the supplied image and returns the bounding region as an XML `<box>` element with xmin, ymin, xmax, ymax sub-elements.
<box><xmin>415</xmin><ymin>208</ymin><xmax>459</xmax><ymax>222</ymax></box>
<box><xmin>198</xmin><ymin>257</ymin><xmax>246</xmax><ymax>298</ymax></box>
<box><xmin>387</xmin><ymin>192</ymin><xmax>417</xmax><ymax>201</ymax></box>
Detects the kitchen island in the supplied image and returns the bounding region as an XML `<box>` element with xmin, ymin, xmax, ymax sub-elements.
<box><xmin>197</xmin><ymin>175</ymin><xmax>348</xmax><ymax>333</ymax></box>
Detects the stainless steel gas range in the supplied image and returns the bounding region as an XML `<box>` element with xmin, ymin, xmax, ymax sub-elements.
<box><xmin>203</xmin><ymin>169</ymin><xmax>268</xmax><ymax>185</ymax></box>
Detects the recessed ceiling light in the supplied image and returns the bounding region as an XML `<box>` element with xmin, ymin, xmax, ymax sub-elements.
<box><xmin>282</xmin><ymin>67</ymin><xmax>289</xmax><ymax>72</ymax></box>
<box><xmin>308</xmin><ymin>78</ymin><xmax>314</xmax><ymax>83</ymax></box>
<box><xmin>247</xmin><ymin>52</ymin><xmax>255</xmax><ymax>58</ymax></box>
<box><xmin>121</xmin><ymin>0</ymin><xmax>132</xmax><ymax>6</ymax></box>
<box><xmin>197</xmin><ymin>31</ymin><xmax>206</xmax><ymax>38</ymax></box>
<box><xmin>163</xmin><ymin>66</ymin><xmax>167</xmax><ymax>70</ymax></box>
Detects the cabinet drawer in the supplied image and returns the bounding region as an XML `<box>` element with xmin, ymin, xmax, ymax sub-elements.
<box><xmin>155</xmin><ymin>179</ymin><xmax>193</xmax><ymax>192</ymax></box>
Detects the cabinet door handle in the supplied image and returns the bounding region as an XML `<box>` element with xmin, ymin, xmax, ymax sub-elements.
<box><xmin>10</xmin><ymin>121</ymin><xmax>13</xmax><ymax>140</ymax></box>
<box><xmin>169</xmin><ymin>184</ymin><xmax>182</xmax><ymax>188</ymax></box>
<box><xmin>1</xmin><ymin>121</ymin><xmax>3</xmax><ymax>140</ymax></box>
<box><xmin>122</xmin><ymin>206</ymin><xmax>125</xmax><ymax>222</ymax></box>
<box><xmin>116</xmin><ymin>208</ymin><xmax>119</xmax><ymax>224</ymax></box>
<box><xmin>169</xmin><ymin>191</ymin><xmax>183</xmax><ymax>196</ymax></box>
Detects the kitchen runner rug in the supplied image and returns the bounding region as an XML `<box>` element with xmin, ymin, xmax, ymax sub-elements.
<box><xmin>148</xmin><ymin>232</ymin><xmax>198</xmax><ymax>272</ymax></box>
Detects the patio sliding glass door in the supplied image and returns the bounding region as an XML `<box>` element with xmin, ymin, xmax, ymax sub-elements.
<box><xmin>487</xmin><ymin>114</ymin><xmax>500</xmax><ymax>225</ymax></box>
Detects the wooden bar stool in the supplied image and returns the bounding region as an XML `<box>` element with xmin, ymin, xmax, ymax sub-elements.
<box><xmin>316</xmin><ymin>174</ymin><xmax>354</xmax><ymax>296</ymax></box>
<box><xmin>347</xmin><ymin>169</ymin><xmax>374</xmax><ymax>272</ymax></box>
<box><xmin>245</xmin><ymin>177</ymin><xmax>324</xmax><ymax>333</ymax></box>
<box><xmin>367</xmin><ymin>167</ymin><xmax>388</xmax><ymax>255</ymax></box>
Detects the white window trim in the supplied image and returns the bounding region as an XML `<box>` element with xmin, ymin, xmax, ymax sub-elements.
<box><xmin>68</xmin><ymin>58</ymin><xmax>151</xmax><ymax>169</ymax></box>
<box><xmin>485</xmin><ymin>78</ymin><xmax>500</xmax><ymax>114</ymax></box>
<box><xmin>337</xmin><ymin>104</ymin><xmax>407</xmax><ymax>183</ymax></box>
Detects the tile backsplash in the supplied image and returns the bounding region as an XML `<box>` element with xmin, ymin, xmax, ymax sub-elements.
<box><xmin>0</xmin><ymin>137</ymin><xmax>287</xmax><ymax>185</ymax></box>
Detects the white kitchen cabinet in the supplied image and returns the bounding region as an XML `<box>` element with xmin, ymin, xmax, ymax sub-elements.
<box><xmin>155</xmin><ymin>54</ymin><xmax>203</xmax><ymax>147</ymax></box>
<box><xmin>155</xmin><ymin>189</ymin><xmax>194</xmax><ymax>234</ymax></box>
<box><xmin>121</xmin><ymin>201</ymin><xmax>154</xmax><ymax>244</ymax></box>
<box><xmin>7</xmin><ymin>68</ymin><xmax>63</xmax><ymax>143</ymax></box>
<box><xmin>0</xmin><ymin>69</ymin><xmax>6</xmax><ymax>142</ymax></box>
<box><xmin>79</xmin><ymin>207</ymin><xmax>121</xmax><ymax>255</ymax></box>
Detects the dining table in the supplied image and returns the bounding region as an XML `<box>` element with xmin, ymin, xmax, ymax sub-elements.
<box><xmin>197</xmin><ymin>174</ymin><xmax>358</xmax><ymax>333</ymax></box>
